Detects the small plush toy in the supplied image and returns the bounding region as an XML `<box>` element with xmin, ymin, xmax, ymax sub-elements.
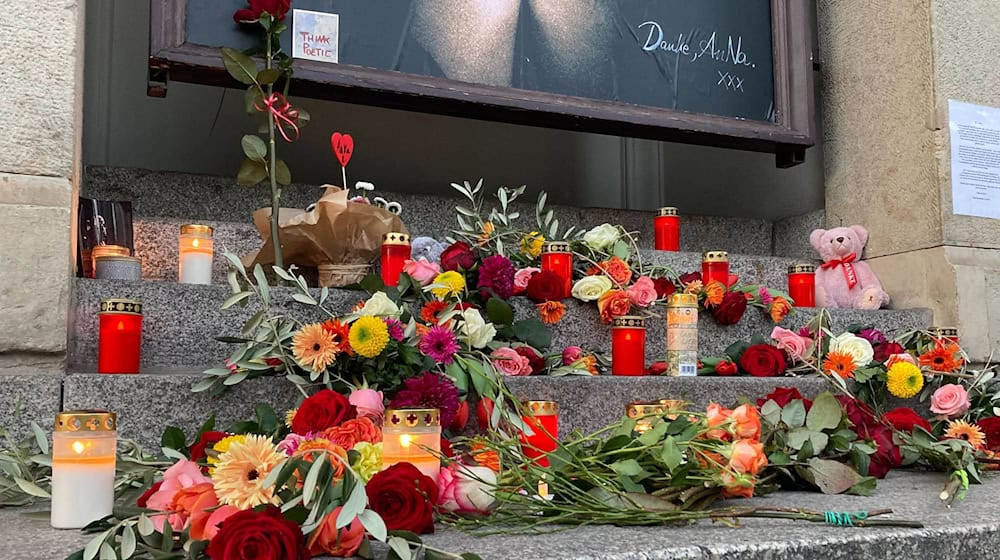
<box><xmin>809</xmin><ymin>225</ymin><xmax>889</xmax><ymax>310</ymax></box>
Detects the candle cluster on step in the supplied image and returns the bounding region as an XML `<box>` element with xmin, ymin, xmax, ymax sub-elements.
<box><xmin>98</xmin><ymin>298</ymin><xmax>142</xmax><ymax>374</ymax></box>
<box><xmin>178</xmin><ymin>224</ymin><xmax>214</xmax><ymax>285</ymax></box>
<box><xmin>51</xmin><ymin>410</ymin><xmax>117</xmax><ymax>529</ymax></box>
<box><xmin>382</xmin><ymin>408</ymin><xmax>441</xmax><ymax>480</ymax></box>
<box><xmin>380</xmin><ymin>232</ymin><xmax>411</xmax><ymax>287</ymax></box>
<box><xmin>654</xmin><ymin>207</ymin><xmax>680</xmax><ymax>251</ymax></box>
<box><xmin>612</xmin><ymin>315</ymin><xmax>646</xmax><ymax>376</ymax></box>
<box><xmin>519</xmin><ymin>400</ymin><xmax>559</xmax><ymax>468</ymax></box>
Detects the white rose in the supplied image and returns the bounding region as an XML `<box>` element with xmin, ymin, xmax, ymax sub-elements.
<box><xmin>460</xmin><ymin>309</ymin><xmax>497</xmax><ymax>349</ymax></box>
<box><xmin>829</xmin><ymin>332</ymin><xmax>874</xmax><ymax>368</ymax></box>
<box><xmin>571</xmin><ymin>275</ymin><xmax>613</xmax><ymax>302</ymax></box>
<box><xmin>359</xmin><ymin>292</ymin><xmax>400</xmax><ymax>317</ymax></box>
<box><xmin>583</xmin><ymin>223</ymin><xmax>620</xmax><ymax>252</ymax></box>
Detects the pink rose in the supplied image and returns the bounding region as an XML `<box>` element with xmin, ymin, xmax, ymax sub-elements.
<box><xmin>403</xmin><ymin>258</ymin><xmax>441</xmax><ymax>286</ymax></box>
<box><xmin>561</xmin><ymin>346</ymin><xmax>583</xmax><ymax>366</ymax></box>
<box><xmin>144</xmin><ymin>459</ymin><xmax>212</xmax><ymax>532</ymax></box>
<box><xmin>626</xmin><ymin>276</ymin><xmax>658</xmax><ymax>308</ymax></box>
<box><xmin>770</xmin><ymin>327</ymin><xmax>811</xmax><ymax>361</ymax></box>
<box><xmin>437</xmin><ymin>463</ymin><xmax>496</xmax><ymax>513</ymax></box>
<box><xmin>930</xmin><ymin>384</ymin><xmax>970</xmax><ymax>418</ymax></box>
<box><xmin>349</xmin><ymin>388</ymin><xmax>385</xmax><ymax>423</ymax></box>
<box><xmin>513</xmin><ymin>267</ymin><xmax>540</xmax><ymax>295</ymax></box>
<box><xmin>885</xmin><ymin>353</ymin><xmax>917</xmax><ymax>367</ymax></box>
<box><xmin>491</xmin><ymin>347</ymin><xmax>532</xmax><ymax>376</ymax></box>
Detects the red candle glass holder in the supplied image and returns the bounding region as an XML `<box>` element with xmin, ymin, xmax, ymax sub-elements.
<box><xmin>702</xmin><ymin>251</ymin><xmax>729</xmax><ymax>288</ymax></box>
<box><xmin>519</xmin><ymin>400</ymin><xmax>559</xmax><ymax>468</ymax></box>
<box><xmin>540</xmin><ymin>241</ymin><xmax>572</xmax><ymax>298</ymax></box>
<box><xmin>929</xmin><ymin>327</ymin><xmax>959</xmax><ymax>345</ymax></box>
<box><xmin>381</xmin><ymin>232</ymin><xmax>411</xmax><ymax>287</ymax></box>
<box><xmin>654</xmin><ymin>207</ymin><xmax>680</xmax><ymax>251</ymax></box>
<box><xmin>612</xmin><ymin>316</ymin><xmax>646</xmax><ymax>376</ymax></box>
<box><xmin>787</xmin><ymin>263</ymin><xmax>816</xmax><ymax>307</ymax></box>
<box><xmin>98</xmin><ymin>298</ymin><xmax>142</xmax><ymax>374</ymax></box>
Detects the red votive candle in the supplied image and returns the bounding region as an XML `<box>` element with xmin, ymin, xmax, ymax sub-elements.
<box><xmin>98</xmin><ymin>298</ymin><xmax>142</xmax><ymax>374</ymax></box>
<box><xmin>702</xmin><ymin>251</ymin><xmax>729</xmax><ymax>287</ymax></box>
<box><xmin>654</xmin><ymin>207</ymin><xmax>680</xmax><ymax>251</ymax></box>
<box><xmin>519</xmin><ymin>400</ymin><xmax>559</xmax><ymax>468</ymax></box>
<box><xmin>381</xmin><ymin>232</ymin><xmax>410</xmax><ymax>287</ymax></box>
<box><xmin>612</xmin><ymin>316</ymin><xmax>646</xmax><ymax>376</ymax></box>
<box><xmin>929</xmin><ymin>327</ymin><xmax>959</xmax><ymax>345</ymax></box>
<box><xmin>787</xmin><ymin>263</ymin><xmax>816</xmax><ymax>307</ymax></box>
<box><xmin>540</xmin><ymin>241</ymin><xmax>572</xmax><ymax>298</ymax></box>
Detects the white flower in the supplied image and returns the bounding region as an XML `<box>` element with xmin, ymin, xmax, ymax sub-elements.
<box><xmin>460</xmin><ymin>309</ymin><xmax>497</xmax><ymax>349</ymax></box>
<box><xmin>359</xmin><ymin>292</ymin><xmax>400</xmax><ymax>317</ymax></box>
<box><xmin>583</xmin><ymin>223</ymin><xmax>620</xmax><ymax>252</ymax></box>
<box><xmin>571</xmin><ymin>275</ymin><xmax>613</xmax><ymax>302</ymax></box>
<box><xmin>829</xmin><ymin>332</ymin><xmax>874</xmax><ymax>368</ymax></box>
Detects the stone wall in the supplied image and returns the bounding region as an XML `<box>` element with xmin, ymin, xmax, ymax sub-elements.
<box><xmin>0</xmin><ymin>0</ymin><xmax>84</xmax><ymax>367</ymax></box>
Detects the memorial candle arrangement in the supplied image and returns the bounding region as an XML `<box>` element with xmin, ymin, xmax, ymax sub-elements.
<box><xmin>519</xmin><ymin>400</ymin><xmax>559</xmax><ymax>468</ymax></box>
<box><xmin>51</xmin><ymin>411</ymin><xmax>117</xmax><ymax>529</ymax></box>
<box><xmin>178</xmin><ymin>224</ymin><xmax>214</xmax><ymax>285</ymax></box>
<box><xmin>666</xmin><ymin>293</ymin><xmax>698</xmax><ymax>377</ymax></box>
<box><xmin>701</xmin><ymin>250</ymin><xmax>730</xmax><ymax>287</ymax></box>
<box><xmin>380</xmin><ymin>232</ymin><xmax>411</xmax><ymax>287</ymax></box>
<box><xmin>787</xmin><ymin>263</ymin><xmax>816</xmax><ymax>307</ymax></box>
<box><xmin>654</xmin><ymin>207</ymin><xmax>680</xmax><ymax>251</ymax></box>
<box><xmin>611</xmin><ymin>316</ymin><xmax>646</xmax><ymax>376</ymax></box>
<box><xmin>540</xmin><ymin>241</ymin><xmax>573</xmax><ymax>297</ymax></box>
<box><xmin>98</xmin><ymin>298</ymin><xmax>142</xmax><ymax>374</ymax></box>
<box><xmin>382</xmin><ymin>408</ymin><xmax>441</xmax><ymax>479</ymax></box>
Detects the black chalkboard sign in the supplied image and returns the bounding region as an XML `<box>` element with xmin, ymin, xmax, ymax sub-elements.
<box><xmin>151</xmin><ymin>1</ymin><xmax>814</xmax><ymax>165</ymax></box>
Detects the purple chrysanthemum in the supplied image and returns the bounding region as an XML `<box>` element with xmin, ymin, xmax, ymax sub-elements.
<box><xmin>418</xmin><ymin>325</ymin><xmax>459</xmax><ymax>365</ymax></box>
<box><xmin>389</xmin><ymin>372</ymin><xmax>461</xmax><ymax>427</ymax></box>
<box><xmin>384</xmin><ymin>318</ymin><xmax>405</xmax><ymax>342</ymax></box>
<box><xmin>858</xmin><ymin>328</ymin><xmax>887</xmax><ymax>346</ymax></box>
<box><xmin>477</xmin><ymin>254</ymin><xmax>516</xmax><ymax>300</ymax></box>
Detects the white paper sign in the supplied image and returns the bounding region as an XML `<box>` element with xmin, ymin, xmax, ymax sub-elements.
<box><xmin>949</xmin><ymin>99</ymin><xmax>1000</xmax><ymax>220</ymax></box>
<box><xmin>292</xmin><ymin>9</ymin><xmax>339</xmax><ymax>64</ymax></box>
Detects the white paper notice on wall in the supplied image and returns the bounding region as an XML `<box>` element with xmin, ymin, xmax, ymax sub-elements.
<box><xmin>950</xmin><ymin>100</ymin><xmax>1000</xmax><ymax>220</ymax></box>
<box><xmin>292</xmin><ymin>9</ymin><xmax>339</xmax><ymax>64</ymax></box>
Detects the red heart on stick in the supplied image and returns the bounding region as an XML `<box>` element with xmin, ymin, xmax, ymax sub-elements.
<box><xmin>330</xmin><ymin>132</ymin><xmax>354</xmax><ymax>167</ymax></box>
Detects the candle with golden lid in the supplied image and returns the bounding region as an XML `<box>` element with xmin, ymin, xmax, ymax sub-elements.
<box><xmin>179</xmin><ymin>224</ymin><xmax>214</xmax><ymax>285</ymax></box>
<box><xmin>654</xmin><ymin>207</ymin><xmax>680</xmax><ymax>251</ymax></box>
<box><xmin>51</xmin><ymin>410</ymin><xmax>117</xmax><ymax>529</ymax></box>
<box><xmin>381</xmin><ymin>232</ymin><xmax>411</xmax><ymax>287</ymax></box>
<box><xmin>520</xmin><ymin>400</ymin><xmax>558</xmax><ymax>467</ymax></box>
<box><xmin>666</xmin><ymin>293</ymin><xmax>698</xmax><ymax>377</ymax></box>
<box><xmin>382</xmin><ymin>407</ymin><xmax>440</xmax><ymax>479</ymax></box>
<box><xmin>787</xmin><ymin>263</ymin><xmax>816</xmax><ymax>307</ymax></box>
<box><xmin>541</xmin><ymin>241</ymin><xmax>572</xmax><ymax>298</ymax></box>
<box><xmin>701</xmin><ymin>250</ymin><xmax>729</xmax><ymax>288</ymax></box>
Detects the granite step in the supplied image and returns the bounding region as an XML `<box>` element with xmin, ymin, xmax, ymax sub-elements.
<box><xmin>68</xmin><ymin>277</ymin><xmax>932</xmax><ymax>372</ymax></box>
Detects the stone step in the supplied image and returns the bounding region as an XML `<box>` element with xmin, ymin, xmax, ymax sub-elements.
<box><xmin>68</xmin><ymin>278</ymin><xmax>932</xmax><ymax>372</ymax></box>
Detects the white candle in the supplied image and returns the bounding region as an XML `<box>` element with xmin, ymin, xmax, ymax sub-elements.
<box><xmin>51</xmin><ymin>412</ymin><xmax>117</xmax><ymax>529</ymax></box>
<box><xmin>178</xmin><ymin>224</ymin><xmax>214</xmax><ymax>284</ymax></box>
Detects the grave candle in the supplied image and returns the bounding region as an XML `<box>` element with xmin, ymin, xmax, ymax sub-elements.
<box><xmin>178</xmin><ymin>224</ymin><xmax>214</xmax><ymax>285</ymax></box>
<box><xmin>666</xmin><ymin>293</ymin><xmax>699</xmax><ymax>377</ymax></box>
<box><xmin>654</xmin><ymin>207</ymin><xmax>680</xmax><ymax>251</ymax></box>
<box><xmin>702</xmin><ymin>251</ymin><xmax>730</xmax><ymax>288</ymax></box>
<box><xmin>540</xmin><ymin>242</ymin><xmax>572</xmax><ymax>298</ymax></box>
<box><xmin>519</xmin><ymin>400</ymin><xmax>559</xmax><ymax>468</ymax></box>
<box><xmin>381</xmin><ymin>232</ymin><xmax>411</xmax><ymax>287</ymax></box>
<box><xmin>51</xmin><ymin>411</ymin><xmax>117</xmax><ymax>529</ymax></box>
<box><xmin>382</xmin><ymin>408</ymin><xmax>441</xmax><ymax>480</ymax></box>
<box><xmin>787</xmin><ymin>263</ymin><xmax>816</xmax><ymax>307</ymax></box>
<box><xmin>98</xmin><ymin>299</ymin><xmax>142</xmax><ymax>374</ymax></box>
<box><xmin>611</xmin><ymin>316</ymin><xmax>646</xmax><ymax>376</ymax></box>
<box><xmin>625</xmin><ymin>401</ymin><xmax>666</xmax><ymax>433</ymax></box>
<box><xmin>90</xmin><ymin>245</ymin><xmax>130</xmax><ymax>279</ymax></box>
<box><xmin>929</xmin><ymin>327</ymin><xmax>960</xmax><ymax>345</ymax></box>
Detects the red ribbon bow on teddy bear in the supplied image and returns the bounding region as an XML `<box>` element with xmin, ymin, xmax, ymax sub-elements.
<box><xmin>820</xmin><ymin>252</ymin><xmax>858</xmax><ymax>289</ymax></box>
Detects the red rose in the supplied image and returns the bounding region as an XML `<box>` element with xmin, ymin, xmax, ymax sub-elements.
<box><xmin>737</xmin><ymin>344</ymin><xmax>787</xmax><ymax>377</ymax></box>
<box><xmin>651</xmin><ymin>277</ymin><xmax>675</xmax><ymax>299</ymax></box>
<box><xmin>292</xmin><ymin>389</ymin><xmax>357</xmax><ymax>435</ymax></box>
<box><xmin>712</xmin><ymin>291</ymin><xmax>748</xmax><ymax>325</ymax></box>
<box><xmin>756</xmin><ymin>387</ymin><xmax>812</xmax><ymax>411</ymax></box>
<box><xmin>136</xmin><ymin>480</ymin><xmax>163</xmax><ymax>508</ymax></box>
<box><xmin>440</xmin><ymin>241</ymin><xmax>476</xmax><ymax>272</ymax></box>
<box><xmin>714</xmin><ymin>360</ymin><xmax>738</xmax><ymax>376</ymax></box>
<box><xmin>976</xmin><ymin>417</ymin><xmax>1000</xmax><ymax>451</ymax></box>
<box><xmin>678</xmin><ymin>272</ymin><xmax>702</xmax><ymax>285</ymax></box>
<box><xmin>514</xmin><ymin>346</ymin><xmax>545</xmax><ymax>374</ymax></box>
<box><xmin>646</xmin><ymin>361</ymin><xmax>669</xmax><ymax>375</ymax></box>
<box><xmin>233</xmin><ymin>0</ymin><xmax>290</xmax><ymax>23</ymax></box>
<box><xmin>883</xmin><ymin>407</ymin><xmax>932</xmax><ymax>434</ymax></box>
<box><xmin>207</xmin><ymin>505</ymin><xmax>308</xmax><ymax>560</ymax></box>
<box><xmin>873</xmin><ymin>341</ymin><xmax>905</xmax><ymax>363</ymax></box>
<box><xmin>525</xmin><ymin>270</ymin><xmax>567</xmax><ymax>302</ymax></box>
<box><xmin>836</xmin><ymin>395</ymin><xmax>877</xmax><ymax>431</ymax></box>
<box><xmin>188</xmin><ymin>431</ymin><xmax>227</xmax><ymax>463</ymax></box>
<box><xmin>366</xmin><ymin>463</ymin><xmax>439</xmax><ymax>534</ymax></box>
<box><xmin>858</xmin><ymin>424</ymin><xmax>902</xmax><ymax>479</ymax></box>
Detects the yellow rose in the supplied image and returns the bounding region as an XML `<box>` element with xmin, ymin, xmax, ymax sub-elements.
<box><xmin>571</xmin><ymin>275</ymin><xmax>613</xmax><ymax>302</ymax></box>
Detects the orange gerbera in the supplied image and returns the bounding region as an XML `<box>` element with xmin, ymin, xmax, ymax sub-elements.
<box><xmin>537</xmin><ymin>301</ymin><xmax>566</xmax><ymax>324</ymax></box>
<box><xmin>291</xmin><ymin>324</ymin><xmax>339</xmax><ymax>372</ymax></box>
<box><xmin>321</xmin><ymin>319</ymin><xmax>353</xmax><ymax>355</ymax></box>
<box><xmin>703</xmin><ymin>280</ymin><xmax>726</xmax><ymax>307</ymax></box>
<box><xmin>944</xmin><ymin>420</ymin><xmax>986</xmax><ymax>449</ymax></box>
<box><xmin>477</xmin><ymin>221</ymin><xmax>495</xmax><ymax>246</ymax></box>
<box><xmin>919</xmin><ymin>343</ymin><xmax>963</xmax><ymax>372</ymax></box>
<box><xmin>420</xmin><ymin>300</ymin><xmax>448</xmax><ymax>325</ymax></box>
<box><xmin>823</xmin><ymin>350</ymin><xmax>856</xmax><ymax>379</ymax></box>
<box><xmin>770</xmin><ymin>297</ymin><xmax>791</xmax><ymax>322</ymax></box>
<box><xmin>470</xmin><ymin>441</ymin><xmax>501</xmax><ymax>472</ymax></box>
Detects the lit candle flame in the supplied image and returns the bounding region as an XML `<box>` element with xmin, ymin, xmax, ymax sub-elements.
<box><xmin>538</xmin><ymin>480</ymin><xmax>549</xmax><ymax>499</ymax></box>
<box><xmin>192</xmin><ymin>238</ymin><xmax>200</xmax><ymax>248</ymax></box>
<box><xmin>400</xmin><ymin>434</ymin><xmax>412</xmax><ymax>448</ymax></box>
<box><xmin>72</xmin><ymin>441</ymin><xmax>85</xmax><ymax>454</ymax></box>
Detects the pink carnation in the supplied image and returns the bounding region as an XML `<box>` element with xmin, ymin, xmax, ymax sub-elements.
<box><xmin>491</xmin><ymin>347</ymin><xmax>532</xmax><ymax>376</ymax></box>
<box><xmin>626</xmin><ymin>276</ymin><xmax>658</xmax><ymax>307</ymax></box>
<box><xmin>770</xmin><ymin>326</ymin><xmax>811</xmax><ymax>361</ymax></box>
<box><xmin>403</xmin><ymin>258</ymin><xmax>441</xmax><ymax>286</ymax></box>
<box><xmin>144</xmin><ymin>459</ymin><xmax>212</xmax><ymax>532</ymax></box>
<box><xmin>513</xmin><ymin>267</ymin><xmax>540</xmax><ymax>295</ymax></box>
<box><xmin>930</xmin><ymin>384</ymin><xmax>970</xmax><ymax>418</ymax></box>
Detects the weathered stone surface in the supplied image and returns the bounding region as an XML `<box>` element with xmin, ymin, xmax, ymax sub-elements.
<box><xmin>773</xmin><ymin>210</ymin><xmax>826</xmax><ymax>261</ymax></box>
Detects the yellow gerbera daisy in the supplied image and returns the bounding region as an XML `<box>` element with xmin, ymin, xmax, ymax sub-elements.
<box><xmin>886</xmin><ymin>361</ymin><xmax>924</xmax><ymax>398</ymax></box>
<box><xmin>430</xmin><ymin>271</ymin><xmax>466</xmax><ymax>299</ymax></box>
<box><xmin>291</xmin><ymin>323</ymin><xmax>339</xmax><ymax>372</ymax></box>
<box><xmin>520</xmin><ymin>231</ymin><xmax>545</xmax><ymax>258</ymax></box>
<box><xmin>348</xmin><ymin>316</ymin><xmax>390</xmax><ymax>358</ymax></box>
<box><xmin>944</xmin><ymin>420</ymin><xmax>986</xmax><ymax>449</ymax></box>
<box><xmin>212</xmin><ymin>434</ymin><xmax>285</xmax><ymax>510</ymax></box>
<box><xmin>285</xmin><ymin>408</ymin><xmax>298</xmax><ymax>428</ymax></box>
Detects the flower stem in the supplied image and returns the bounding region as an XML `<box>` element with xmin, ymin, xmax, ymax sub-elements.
<box><xmin>265</xmin><ymin>31</ymin><xmax>283</xmax><ymax>270</ymax></box>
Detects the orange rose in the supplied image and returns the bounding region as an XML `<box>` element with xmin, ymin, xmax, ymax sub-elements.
<box><xmin>720</xmin><ymin>471</ymin><xmax>756</xmax><ymax>499</ymax></box>
<box><xmin>695</xmin><ymin>450</ymin><xmax>726</xmax><ymax>470</ymax></box>
<box><xmin>168</xmin><ymin>482</ymin><xmax>217</xmax><ymax>532</ymax></box>
<box><xmin>295</xmin><ymin>439</ymin><xmax>349</xmax><ymax>483</ymax></box>
<box><xmin>601</xmin><ymin>257</ymin><xmax>633</xmax><ymax>285</ymax></box>
<box><xmin>320</xmin><ymin>417</ymin><xmax>382</xmax><ymax>450</ymax></box>
<box><xmin>705</xmin><ymin>403</ymin><xmax>732</xmax><ymax>441</ymax></box>
<box><xmin>770</xmin><ymin>297</ymin><xmax>791</xmax><ymax>322</ymax></box>
<box><xmin>190</xmin><ymin>504</ymin><xmax>238</xmax><ymax>541</ymax></box>
<box><xmin>597</xmin><ymin>289</ymin><xmax>631</xmax><ymax>323</ymax></box>
<box><xmin>730</xmin><ymin>404</ymin><xmax>761</xmax><ymax>442</ymax></box>
<box><xmin>308</xmin><ymin>506</ymin><xmax>367</xmax><ymax>557</ymax></box>
<box><xmin>703</xmin><ymin>280</ymin><xmax>726</xmax><ymax>307</ymax></box>
<box><xmin>728</xmin><ymin>439</ymin><xmax>767</xmax><ymax>475</ymax></box>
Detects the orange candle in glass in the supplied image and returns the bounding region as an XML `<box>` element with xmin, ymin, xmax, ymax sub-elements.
<box><xmin>98</xmin><ymin>299</ymin><xmax>142</xmax><ymax>374</ymax></box>
<box><xmin>382</xmin><ymin>408</ymin><xmax>441</xmax><ymax>480</ymax></box>
<box><xmin>654</xmin><ymin>207</ymin><xmax>680</xmax><ymax>251</ymax></box>
<box><xmin>519</xmin><ymin>400</ymin><xmax>558</xmax><ymax>468</ymax></box>
<box><xmin>702</xmin><ymin>251</ymin><xmax>729</xmax><ymax>287</ymax></box>
<box><xmin>540</xmin><ymin>241</ymin><xmax>572</xmax><ymax>298</ymax></box>
<box><xmin>381</xmin><ymin>232</ymin><xmax>411</xmax><ymax>287</ymax></box>
<box><xmin>787</xmin><ymin>263</ymin><xmax>816</xmax><ymax>307</ymax></box>
<box><xmin>612</xmin><ymin>316</ymin><xmax>646</xmax><ymax>376</ymax></box>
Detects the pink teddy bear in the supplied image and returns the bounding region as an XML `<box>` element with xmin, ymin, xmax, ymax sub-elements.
<box><xmin>809</xmin><ymin>225</ymin><xmax>890</xmax><ymax>310</ymax></box>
